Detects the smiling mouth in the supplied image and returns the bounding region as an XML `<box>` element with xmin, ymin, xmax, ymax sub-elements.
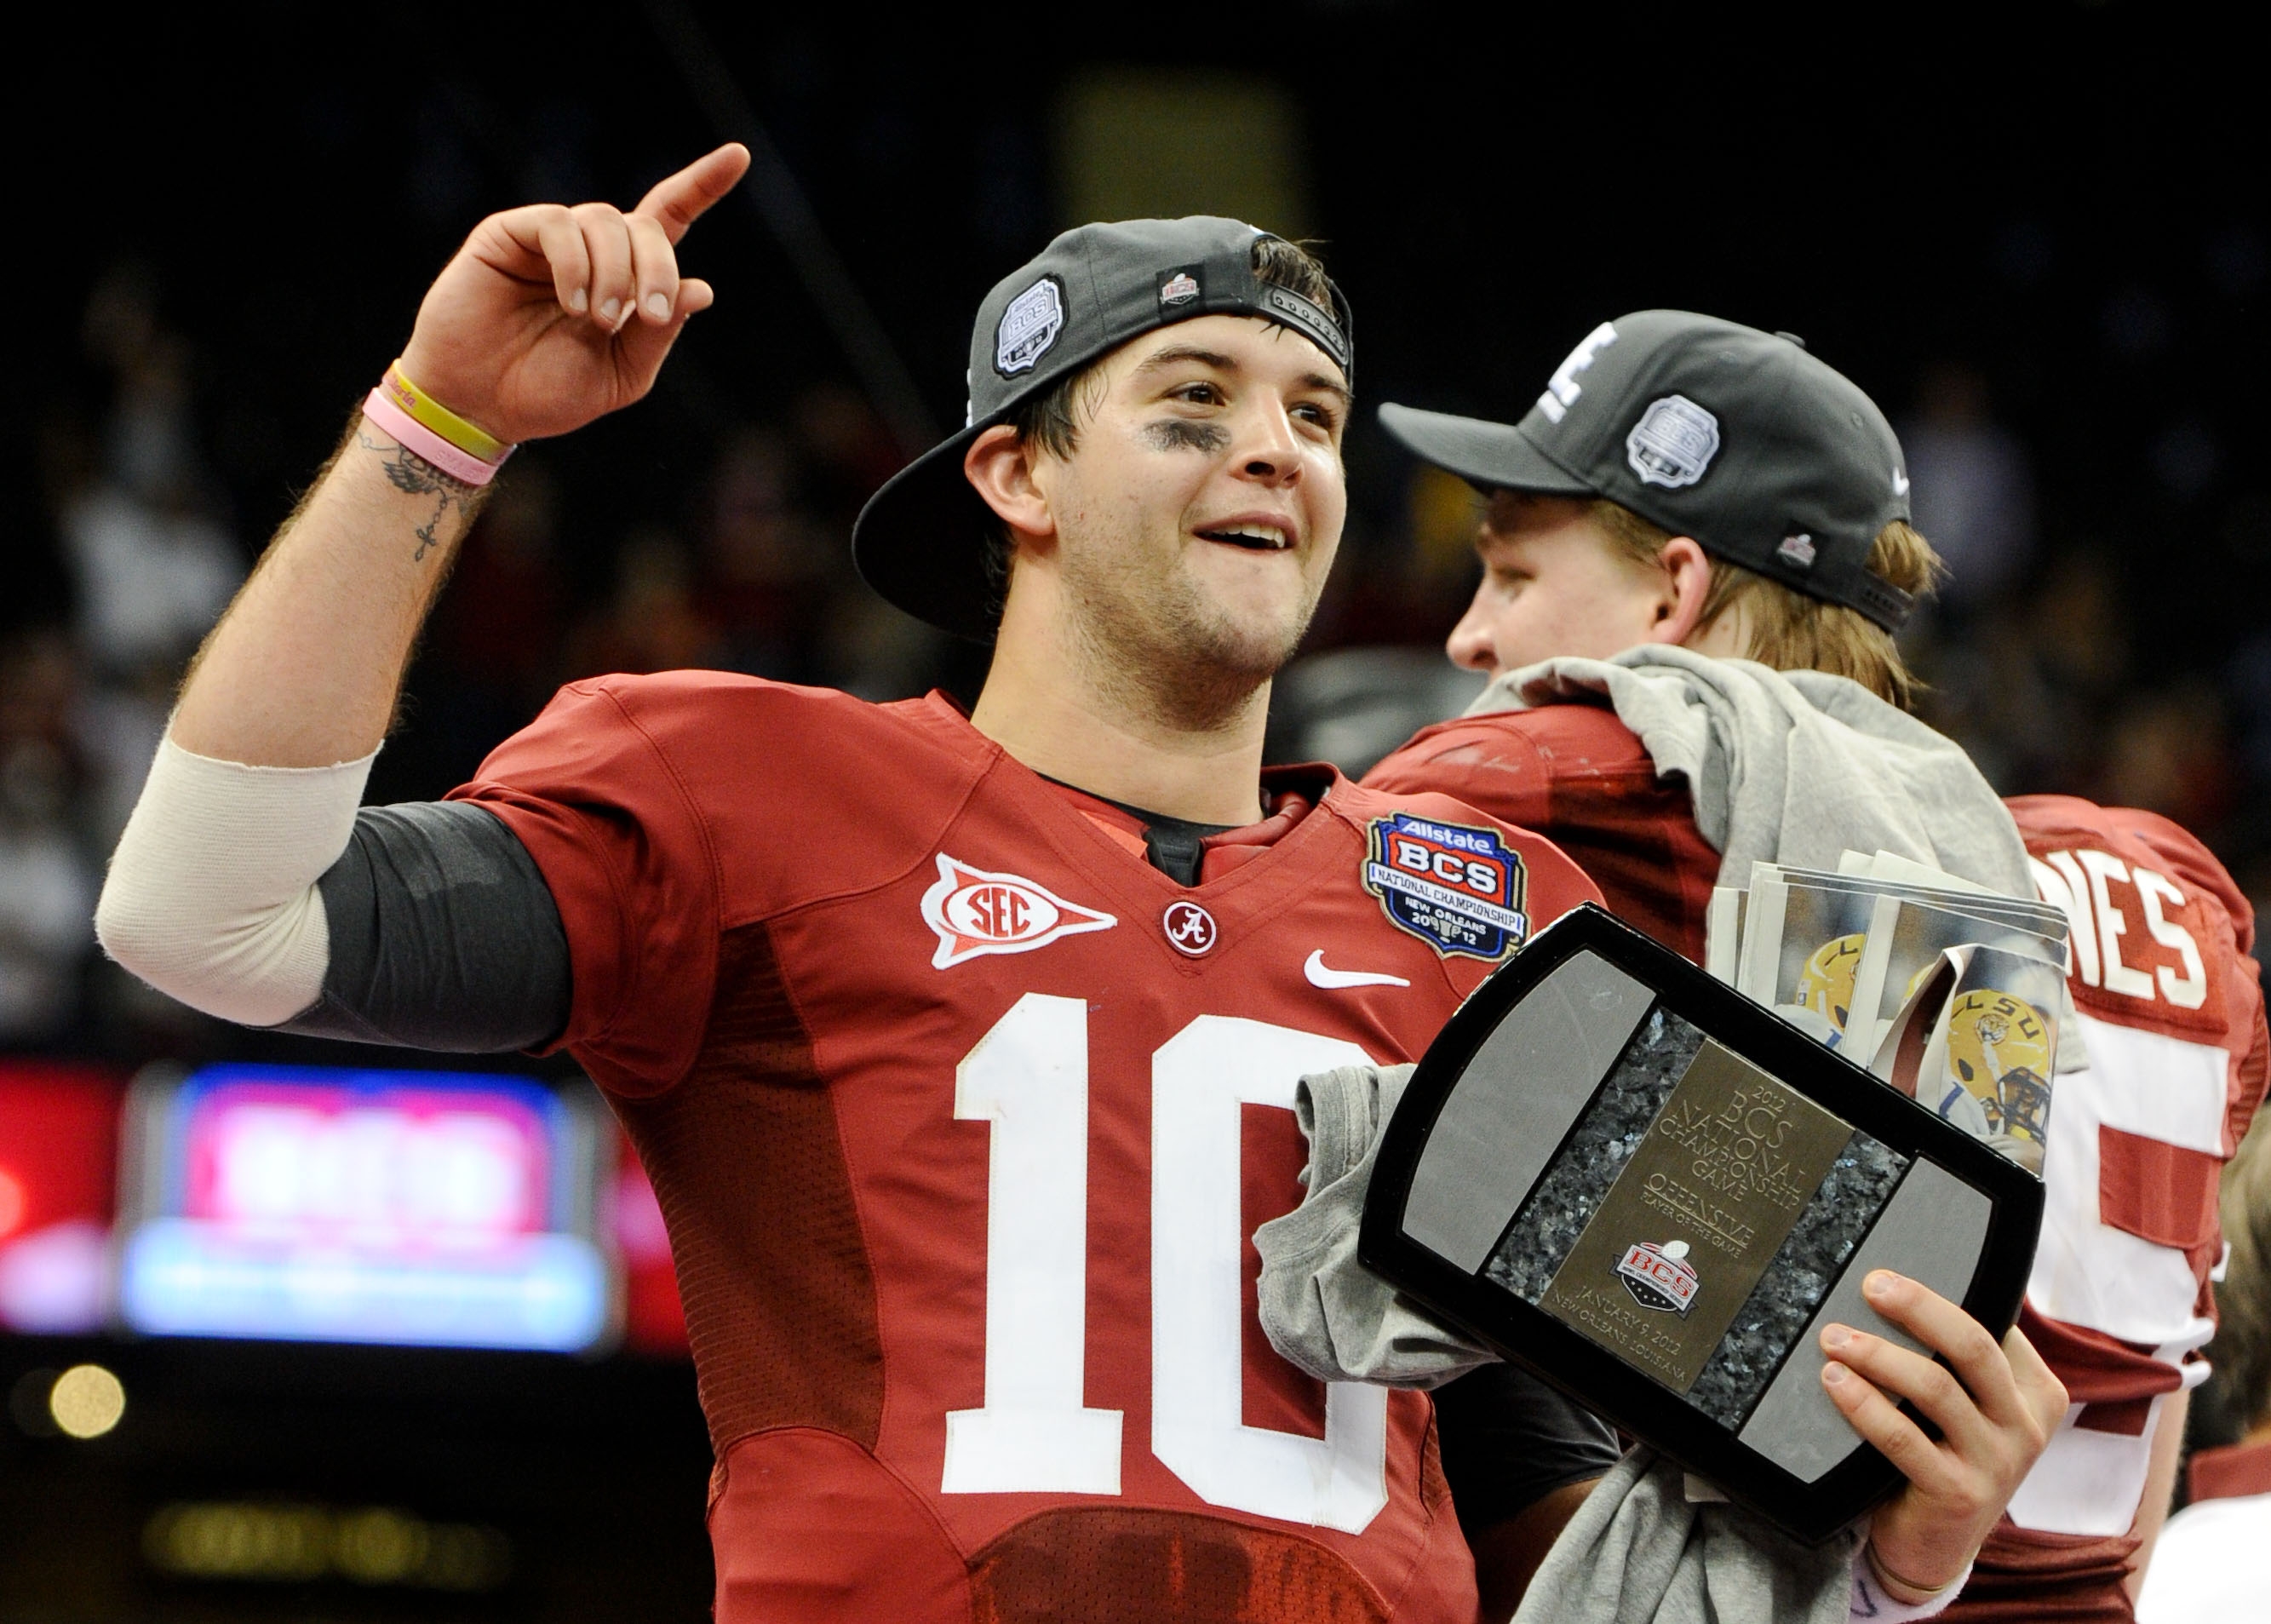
<box><xmin>1196</xmin><ymin>524</ymin><xmax>1294</xmax><ymax>552</ymax></box>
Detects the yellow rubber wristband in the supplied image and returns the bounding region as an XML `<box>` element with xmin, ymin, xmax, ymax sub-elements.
<box><xmin>381</xmin><ymin>363</ymin><xmax>511</xmax><ymax>464</ymax></box>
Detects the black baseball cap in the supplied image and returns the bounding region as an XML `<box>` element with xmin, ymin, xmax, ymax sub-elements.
<box><xmin>1378</xmin><ymin>311</ymin><xmax>1917</xmax><ymax>630</ymax></box>
<box><xmin>852</xmin><ymin>217</ymin><xmax>1354</xmax><ymax>642</ymax></box>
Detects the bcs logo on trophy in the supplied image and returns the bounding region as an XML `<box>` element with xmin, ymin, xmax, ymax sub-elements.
<box><xmin>920</xmin><ymin>854</ymin><xmax>1116</xmax><ymax>969</ymax></box>
<box><xmin>1615</xmin><ymin>1238</ymin><xmax>1700</xmax><ymax>1316</ymax></box>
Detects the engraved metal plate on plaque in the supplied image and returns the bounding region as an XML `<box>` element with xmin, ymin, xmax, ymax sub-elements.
<box><xmin>1531</xmin><ymin>1042</ymin><xmax>1856</xmax><ymax>1393</ymax></box>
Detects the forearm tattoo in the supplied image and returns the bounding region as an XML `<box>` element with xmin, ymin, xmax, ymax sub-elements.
<box><xmin>355</xmin><ymin>429</ymin><xmax>485</xmax><ymax>561</ymax></box>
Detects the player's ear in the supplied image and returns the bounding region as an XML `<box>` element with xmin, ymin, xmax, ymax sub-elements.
<box><xmin>1648</xmin><ymin>535</ymin><xmax>1717</xmax><ymax>646</ymax></box>
<box><xmin>964</xmin><ymin>425</ymin><xmax>1057</xmax><ymax>548</ymax></box>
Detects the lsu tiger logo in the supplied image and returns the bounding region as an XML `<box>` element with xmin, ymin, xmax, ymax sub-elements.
<box><xmin>1798</xmin><ymin>933</ymin><xmax>1867</xmax><ymax>1034</ymax></box>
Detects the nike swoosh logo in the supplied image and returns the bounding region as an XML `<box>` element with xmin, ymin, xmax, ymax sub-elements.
<box><xmin>1305</xmin><ymin>950</ymin><xmax>1410</xmax><ymax>990</ymax></box>
<box><xmin>1892</xmin><ymin>469</ymin><xmax>1911</xmax><ymax>496</ymax></box>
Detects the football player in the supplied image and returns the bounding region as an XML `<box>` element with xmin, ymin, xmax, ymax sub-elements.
<box><xmin>95</xmin><ymin>145</ymin><xmax>1613</xmax><ymax>1623</ymax></box>
<box><xmin>94</xmin><ymin>144</ymin><xmax>2054</xmax><ymax>1621</ymax></box>
<box><xmin>1364</xmin><ymin>311</ymin><xmax>2265</xmax><ymax>1621</ymax></box>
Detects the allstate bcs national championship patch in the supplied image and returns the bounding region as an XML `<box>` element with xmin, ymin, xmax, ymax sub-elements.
<box><xmin>1362</xmin><ymin>813</ymin><xmax>1528</xmax><ymax>961</ymax></box>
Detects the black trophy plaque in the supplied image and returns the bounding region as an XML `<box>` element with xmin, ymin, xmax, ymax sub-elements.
<box><xmin>1360</xmin><ymin>904</ymin><xmax>2043</xmax><ymax>1544</ymax></box>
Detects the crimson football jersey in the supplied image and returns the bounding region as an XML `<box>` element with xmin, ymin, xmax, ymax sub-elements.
<box><xmin>1368</xmin><ymin>714</ymin><xmax>2271</xmax><ymax>1622</ymax></box>
<box><xmin>1949</xmin><ymin>795</ymin><xmax>2268</xmax><ymax>1622</ymax></box>
<box><xmin>449</xmin><ymin>674</ymin><xmax>1602</xmax><ymax>1624</ymax></box>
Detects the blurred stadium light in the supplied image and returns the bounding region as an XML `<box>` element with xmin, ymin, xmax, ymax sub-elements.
<box><xmin>0</xmin><ymin>1061</ymin><xmax>123</xmax><ymax>1334</ymax></box>
<box><xmin>115</xmin><ymin>1064</ymin><xmax>613</xmax><ymax>1352</ymax></box>
<box><xmin>1055</xmin><ymin>68</ymin><xmax>1313</xmax><ymax>238</ymax></box>
<box><xmin>142</xmin><ymin>1500</ymin><xmax>513</xmax><ymax>1590</ymax></box>
<box><xmin>48</xmin><ymin>1362</ymin><xmax>124</xmax><ymax>1437</ymax></box>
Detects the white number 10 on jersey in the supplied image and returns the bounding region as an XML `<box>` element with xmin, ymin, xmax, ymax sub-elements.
<box><xmin>942</xmin><ymin>993</ymin><xmax>1391</xmax><ymax>1535</ymax></box>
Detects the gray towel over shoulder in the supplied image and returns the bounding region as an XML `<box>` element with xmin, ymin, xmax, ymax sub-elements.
<box><xmin>1253</xmin><ymin>1063</ymin><xmax>1496</xmax><ymax>1391</ymax></box>
<box><xmin>1468</xmin><ymin>646</ymin><xmax>2033</xmax><ymax>897</ymax></box>
<box><xmin>1512</xmin><ymin>1449</ymin><xmax>1861</xmax><ymax>1624</ymax></box>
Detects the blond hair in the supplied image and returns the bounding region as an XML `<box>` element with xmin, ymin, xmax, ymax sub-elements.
<box><xmin>1589</xmin><ymin>501</ymin><xmax>1942</xmax><ymax>710</ymax></box>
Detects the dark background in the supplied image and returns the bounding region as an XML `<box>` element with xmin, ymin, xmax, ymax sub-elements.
<box><xmin>4</xmin><ymin>5</ymin><xmax>2266</xmax><ymax>1618</ymax></box>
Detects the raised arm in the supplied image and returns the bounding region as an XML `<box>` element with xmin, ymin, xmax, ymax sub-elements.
<box><xmin>98</xmin><ymin>148</ymin><xmax>749</xmax><ymax>1039</ymax></box>
<box><xmin>174</xmin><ymin>143</ymin><xmax>749</xmax><ymax>767</ymax></box>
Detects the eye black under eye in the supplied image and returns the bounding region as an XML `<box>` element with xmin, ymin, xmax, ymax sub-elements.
<box><xmin>1146</xmin><ymin>420</ymin><xmax>1230</xmax><ymax>453</ymax></box>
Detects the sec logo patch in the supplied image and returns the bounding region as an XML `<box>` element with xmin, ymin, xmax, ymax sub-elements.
<box><xmin>921</xmin><ymin>854</ymin><xmax>1116</xmax><ymax>969</ymax></box>
<box><xmin>1362</xmin><ymin>813</ymin><xmax>1528</xmax><ymax>961</ymax></box>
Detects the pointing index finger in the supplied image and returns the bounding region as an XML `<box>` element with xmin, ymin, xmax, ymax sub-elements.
<box><xmin>633</xmin><ymin>143</ymin><xmax>752</xmax><ymax>244</ymax></box>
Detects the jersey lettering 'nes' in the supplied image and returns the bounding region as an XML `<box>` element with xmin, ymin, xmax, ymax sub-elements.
<box><xmin>1369</xmin><ymin>712</ymin><xmax>2271</xmax><ymax>1623</ymax></box>
<box><xmin>450</xmin><ymin>675</ymin><xmax>1603</xmax><ymax>1624</ymax></box>
<box><xmin>1999</xmin><ymin>801</ymin><xmax>2266</xmax><ymax>1541</ymax></box>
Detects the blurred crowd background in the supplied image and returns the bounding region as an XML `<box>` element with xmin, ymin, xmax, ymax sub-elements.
<box><xmin>5</xmin><ymin>7</ymin><xmax>2268</xmax><ymax>1620</ymax></box>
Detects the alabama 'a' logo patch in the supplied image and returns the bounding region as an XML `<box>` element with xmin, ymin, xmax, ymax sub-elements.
<box><xmin>921</xmin><ymin>854</ymin><xmax>1116</xmax><ymax>969</ymax></box>
<box><xmin>1362</xmin><ymin>813</ymin><xmax>1528</xmax><ymax>961</ymax></box>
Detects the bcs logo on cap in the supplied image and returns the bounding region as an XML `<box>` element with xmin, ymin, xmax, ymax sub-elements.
<box><xmin>1626</xmin><ymin>394</ymin><xmax>1721</xmax><ymax>488</ymax></box>
<box><xmin>1158</xmin><ymin>267</ymin><xmax>1201</xmax><ymax>309</ymax></box>
<box><xmin>920</xmin><ymin>854</ymin><xmax>1115</xmax><ymax>968</ymax></box>
<box><xmin>995</xmin><ymin>278</ymin><xmax>1067</xmax><ymax>376</ymax></box>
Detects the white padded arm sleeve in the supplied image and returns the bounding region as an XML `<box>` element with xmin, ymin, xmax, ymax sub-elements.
<box><xmin>95</xmin><ymin>736</ymin><xmax>376</xmax><ymax>1027</ymax></box>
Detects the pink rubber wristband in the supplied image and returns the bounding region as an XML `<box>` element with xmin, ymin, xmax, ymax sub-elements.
<box><xmin>361</xmin><ymin>388</ymin><xmax>509</xmax><ymax>486</ymax></box>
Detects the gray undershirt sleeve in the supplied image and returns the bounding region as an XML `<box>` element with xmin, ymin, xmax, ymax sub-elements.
<box><xmin>272</xmin><ymin>801</ymin><xmax>572</xmax><ymax>1053</ymax></box>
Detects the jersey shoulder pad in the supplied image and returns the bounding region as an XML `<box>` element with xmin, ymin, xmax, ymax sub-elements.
<box><xmin>469</xmin><ymin>675</ymin><xmax>990</xmax><ymax>921</ymax></box>
<box><xmin>1365</xmin><ymin>703</ymin><xmax>1653</xmax><ymax>829</ymax></box>
<box><xmin>2008</xmin><ymin>793</ymin><xmax>2257</xmax><ymax>1047</ymax></box>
